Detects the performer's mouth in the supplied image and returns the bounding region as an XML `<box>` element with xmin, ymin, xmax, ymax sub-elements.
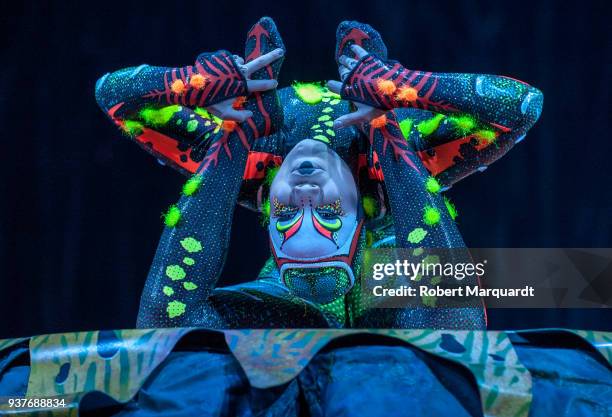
<box><xmin>293</xmin><ymin>160</ymin><xmax>323</xmax><ymax>176</ymax></box>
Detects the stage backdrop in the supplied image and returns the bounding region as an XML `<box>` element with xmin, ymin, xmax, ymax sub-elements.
<box><xmin>0</xmin><ymin>0</ymin><xmax>610</xmax><ymax>337</ymax></box>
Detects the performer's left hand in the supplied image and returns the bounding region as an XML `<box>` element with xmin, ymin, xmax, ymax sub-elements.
<box><xmin>327</xmin><ymin>45</ymin><xmax>384</xmax><ymax>129</ymax></box>
<box><xmin>207</xmin><ymin>48</ymin><xmax>284</xmax><ymax>121</ymax></box>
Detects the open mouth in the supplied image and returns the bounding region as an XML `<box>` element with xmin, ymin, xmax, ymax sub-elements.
<box><xmin>293</xmin><ymin>160</ymin><xmax>322</xmax><ymax>176</ymax></box>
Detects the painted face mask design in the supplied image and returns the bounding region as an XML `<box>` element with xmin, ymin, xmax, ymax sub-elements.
<box><xmin>269</xmin><ymin>139</ymin><xmax>363</xmax><ymax>303</ymax></box>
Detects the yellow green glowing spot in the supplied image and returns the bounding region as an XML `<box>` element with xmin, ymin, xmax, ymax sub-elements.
<box><xmin>182</xmin><ymin>175</ymin><xmax>203</xmax><ymax>196</ymax></box>
<box><xmin>365</xmin><ymin>230</ymin><xmax>374</xmax><ymax>247</ymax></box>
<box><xmin>180</xmin><ymin>237</ymin><xmax>202</xmax><ymax>253</ymax></box>
<box><xmin>292</xmin><ymin>82</ymin><xmax>324</xmax><ymax>105</ymax></box>
<box><xmin>261</xmin><ymin>199</ymin><xmax>271</xmax><ymax>221</ymax></box>
<box><xmin>322</xmin><ymin>107</ymin><xmax>333</xmax><ymax>113</ymax></box>
<box><xmin>313</xmin><ymin>135</ymin><xmax>330</xmax><ymax>143</ymax></box>
<box><xmin>311</xmin><ymin>124</ymin><xmax>320</xmax><ymax>129</ymax></box>
<box><xmin>444</xmin><ymin>196</ymin><xmax>458</xmax><ymax>221</ymax></box>
<box><xmin>326</xmin><ymin>129</ymin><xmax>335</xmax><ymax>136</ymax></box>
<box><xmin>183</xmin><ymin>257</ymin><xmax>195</xmax><ymax>266</ymax></box>
<box><xmin>474</xmin><ymin>129</ymin><xmax>497</xmax><ymax>144</ymax></box>
<box><xmin>417</xmin><ymin>114</ymin><xmax>445</xmax><ymax>136</ymax></box>
<box><xmin>167</xmin><ymin>300</ymin><xmax>186</xmax><ymax>318</ymax></box>
<box><xmin>186</xmin><ymin>119</ymin><xmax>199</xmax><ymax>132</ymax></box>
<box><xmin>183</xmin><ymin>281</ymin><xmax>198</xmax><ymax>290</ymax></box>
<box><xmin>423</xmin><ymin>205</ymin><xmax>441</xmax><ymax>226</ymax></box>
<box><xmin>166</xmin><ymin>265</ymin><xmax>186</xmax><ymax>281</ymax></box>
<box><xmin>194</xmin><ymin>107</ymin><xmax>223</xmax><ymax>125</ymax></box>
<box><xmin>430</xmin><ymin>276</ymin><xmax>442</xmax><ymax>285</ymax></box>
<box><xmin>413</xmin><ymin>247</ymin><xmax>424</xmax><ymax>256</ymax></box>
<box><xmin>123</xmin><ymin>120</ymin><xmax>144</xmax><ymax>136</ymax></box>
<box><xmin>407</xmin><ymin>228</ymin><xmax>428</xmax><ymax>244</ymax></box>
<box><xmin>322</xmin><ymin>89</ymin><xmax>341</xmax><ymax>99</ymax></box>
<box><xmin>399</xmin><ymin>118</ymin><xmax>413</xmax><ymax>140</ymax></box>
<box><xmin>163</xmin><ymin>205</ymin><xmax>181</xmax><ymax>227</ymax></box>
<box><xmin>449</xmin><ymin>115</ymin><xmax>476</xmax><ymax>134</ymax></box>
<box><xmin>362</xmin><ymin>196</ymin><xmax>377</xmax><ymax>219</ymax></box>
<box><xmin>140</xmin><ymin>105</ymin><xmax>181</xmax><ymax>127</ymax></box>
<box><xmin>162</xmin><ymin>286</ymin><xmax>174</xmax><ymax>296</ymax></box>
<box><xmin>425</xmin><ymin>176</ymin><xmax>441</xmax><ymax>194</ymax></box>
<box><xmin>265</xmin><ymin>166</ymin><xmax>280</xmax><ymax>186</ymax></box>
<box><xmin>324</xmin><ymin>121</ymin><xmax>334</xmax><ymax>127</ymax></box>
<box><xmin>318</xmin><ymin>114</ymin><xmax>331</xmax><ymax>122</ymax></box>
<box><xmin>330</xmin><ymin>99</ymin><xmax>341</xmax><ymax>105</ymax></box>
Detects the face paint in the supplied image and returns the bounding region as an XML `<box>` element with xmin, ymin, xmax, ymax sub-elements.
<box><xmin>311</xmin><ymin>201</ymin><xmax>344</xmax><ymax>246</ymax></box>
<box><xmin>268</xmin><ymin>139</ymin><xmax>363</xmax><ymax>303</ymax></box>
<box><xmin>273</xmin><ymin>199</ymin><xmax>304</xmax><ymax>247</ymax></box>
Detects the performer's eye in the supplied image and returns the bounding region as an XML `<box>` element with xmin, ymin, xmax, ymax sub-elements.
<box><xmin>315</xmin><ymin>209</ymin><xmax>339</xmax><ymax>220</ymax></box>
<box><xmin>315</xmin><ymin>200</ymin><xmax>345</xmax><ymax>218</ymax></box>
<box><xmin>271</xmin><ymin>198</ymin><xmax>299</xmax><ymax>219</ymax></box>
<box><xmin>274</xmin><ymin>205</ymin><xmax>299</xmax><ymax>220</ymax></box>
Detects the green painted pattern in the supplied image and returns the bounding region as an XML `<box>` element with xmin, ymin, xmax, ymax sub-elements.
<box><xmin>167</xmin><ymin>301</ymin><xmax>186</xmax><ymax>318</ymax></box>
<box><xmin>140</xmin><ymin>105</ymin><xmax>181</xmax><ymax>127</ymax></box>
<box><xmin>225</xmin><ymin>329</ymin><xmax>533</xmax><ymax>417</ymax></box>
<box><xmin>163</xmin><ymin>205</ymin><xmax>181</xmax><ymax>228</ymax></box>
<box><xmin>423</xmin><ymin>205</ymin><xmax>441</xmax><ymax>226</ymax></box>
<box><xmin>165</xmin><ymin>265</ymin><xmax>186</xmax><ymax>281</ymax></box>
<box><xmin>25</xmin><ymin>329</ymin><xmax>189</xmax><ymax>405</ymax></box>
<box><xmin>180</xmin><ymin>237</ymin><xmax>202</xmax><ymax>253</ymax></box>
<box><xmin>9</xmin><ymin>328</ymin><xmax>612</xmax><ymax>416</ymax></box>
<box><xmin>444</xmin><ymin>196</ymin><xmax>459</xmax><ymax>221</ymax></box>
<box><xmin>0</xmin><ymin>337</ymin><xmax>27</xmax><ymax>352</ymax></box>
<box><xmin>417</xmin><ymin>114</ymin><xmax>445</xmax><ymax>136</ymax></box>
<box><xmin>407</xmin><ymin>227</ymin><xmax>428</xmax><ymax>244</ymax></box>
<box><xmin>563</xmin><ymin>330</ymin><xmax>612</xmax><ymax>365</ymax></box>
<box><xmin>182</xmin><ymin>175</ymin><xmax>203</xmax><ymax>196</ymax></box>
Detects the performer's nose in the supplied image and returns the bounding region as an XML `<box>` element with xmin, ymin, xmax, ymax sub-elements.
<box><xmin>292</xmin><ymin>184</ymin><xmax>322</xmax><ymax>207</ymax></box>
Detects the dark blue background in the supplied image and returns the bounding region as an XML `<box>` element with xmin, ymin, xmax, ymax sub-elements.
<box><xmin>0</xmin><ymin>0</ymin><xmax>609</xmax><ymax>337</ymax></box>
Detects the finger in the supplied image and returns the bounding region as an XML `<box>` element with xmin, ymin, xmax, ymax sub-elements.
<box><xmin>247</xmin><ymin>79</ymin><xmax>278</xmax><ymax>92</ymax></box>
<box><xmin>350</xmin><ymin>44</ymin><xmax>368</xmax><ymax>59</ymax></box>
<box><xmin>339</xmin><ymin>55</ymin><xmax>357</xmax><ymax>69</ymax></box>
<box><xmin>326</xmin><ymin>80</ymin><xmax>343</xmax><ymax>94</ymax></box>
<box><xmin>333</xmin><ymin>108</ymin><xmax>371</xmax><ymax>129</ymax></box>
<box><xmin>233</xmin><ymin>55</ymin><xmax>245</xmax><ymax>65</ymax></box>
<box><xmin>339</xmin><ymin>65</ymin><xmax>351</xmax><ymax>81</ymax></box>
<box><xmin>208</xmin><ymin>103</ymin><xmax>253</xmax><ymax>122</ymax></box>
<box><xmin>244</xmin><ymin>48</ymin><xmax>284</xmax><ymax>76</ymax></box>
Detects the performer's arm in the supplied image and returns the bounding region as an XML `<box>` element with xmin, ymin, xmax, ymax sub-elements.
<box><xmin>331</xmin><ymin>45</ymin><xmax>543</xmax><ymax>186</ymax></box>
<box><xmin>135</xmin><ymin>43</ymin><xmax>285</xmax><ymax>328</ymax></box>
<box><xmin>95</xmin><ymin>51</ymin><xmax>278</xmax><ymax>175</ymax></box>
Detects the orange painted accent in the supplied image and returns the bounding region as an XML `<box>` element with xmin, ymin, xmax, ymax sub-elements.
<box><xmin>473</xmin><ymin>130</ymin><xmax>499</xmax><ymax>145</ymax></box>
<box><xmin>243</xmin><ymin>152</ymin><xmax>283</xmax><ymax>180</ymax></box>
<box><xmin>358</xmin><ymin>152</ymin><xmax>385</xmax><ymax>181</ymax></box>
<box><xmin>417</xmin><ymin>135</ymin><xmax>490</xmax><ymax>176</ymax></box>
<box><xmin>370</xmin><ymin>114</ymin><xmax>388</xmax><ymax>129</ymax></box>
<box><xmin>189</xmin><ymin>74</ymin><xmax>208</xmax><ymax>90</ymax></box>
<box><xmin>222</xmin><ymin>120</ymin><xmax>237</xmax><ymax>132</ymax></box>
<box><xmin>396</xmin><ymin>86</ymin><xmax>418</xmax><ymax>102</ymax></box>
<box><xmin>108</xmin><ymin>103</ymin><xmax>198</xmax><ymax>174</ymax></box>
<box><xmin>171</xmin><ymin>79</ymin><xmax>186</xmax><ymax>95</ymax></box>
<box><xmin>376</xmin><ymin>79</ymin><xmax>396</xmax><ymax>95</ymax></box>
<box><xmin>232</xmin><ymin>96</ymin><xmax>247</xmax><ymax>109</ymax></box>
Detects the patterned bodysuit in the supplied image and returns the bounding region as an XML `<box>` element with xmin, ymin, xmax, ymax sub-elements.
<box><xmin>94</xmin><ymin>19</ymin><xmax>543</xmax><ymax>330</ymax></box>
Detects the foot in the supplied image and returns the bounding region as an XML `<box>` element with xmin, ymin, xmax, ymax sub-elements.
<box><xmin>243</xmin><ymin>17</ymin><xmax>286</xmax><ymax>136</ymax></box>
<box><xmin>335</xmin><ymin>20</ymin><xmax>388</xmax><ymax>65</ymax></box>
